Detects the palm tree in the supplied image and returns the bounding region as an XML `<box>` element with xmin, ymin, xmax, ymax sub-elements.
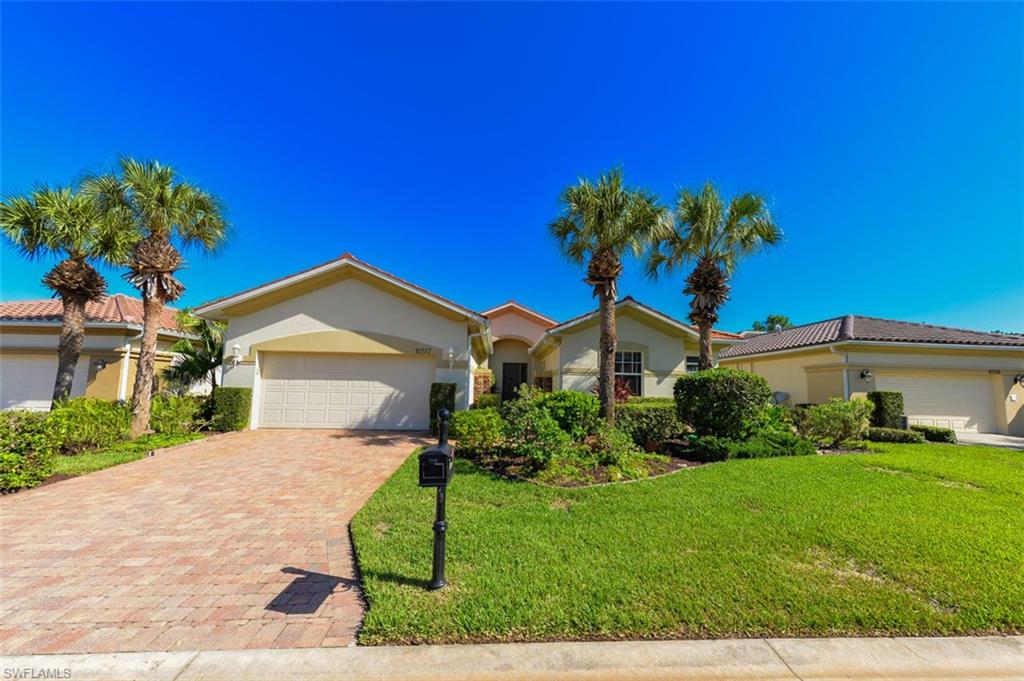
<box><xmin>84</xmin><ymin>158</ymin><xmax>227</xmax><ymax>436</ymax></box>
<box><xmin>550</xmin><ymin>168</ymin><xmax>669</xmax><ymax>425</ymax></box>
<box><xmin>1</xmin><ymin>187</ymin><xmax>136</xmax><ymax>406</ymax></box>
<box><xmin>162</xmin><ymin>310</ymin><xmax>225</xmax><ymax>392</ymax></box>
<box><xmin>646</xmin><ymin>182</ymin><xmax>782</xmax><ymax>369</ymax></box>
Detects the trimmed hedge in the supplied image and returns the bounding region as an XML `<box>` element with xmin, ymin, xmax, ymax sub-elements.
<box><xmin>47</xmin><ymin>398</ymin><xmax>131</xmax><ymax>454</ymax></box>
<box><xmin>867</xmin><ymin>391</ymin><xmax>904</xmax><ymax>429</ymax></box>
<box><xmin>864</xmin><ymin>426</ymin><xmax>926</xmax><ymax>444</ymax></box>
<box><xmin>617</xmin><ymin>400</ymin><xmax>682</xmax><ymax>448</ymax></box>
<box><xmin>473</xmin><ymin>394</ymin><xmax>500</xmax><ymax>410</ymax></box>
<box><xmin>450</xmin><ymin>407</ymin><xmax>504</xmax><ymax>455</ymax></box>
<box><xmin>429</xmin><ymin>383</ymin><xmax>457</xmax><ymax>435</ymax></box>
<box><xmin>151</xmin><ymin>395</ymin><xmax>206</xmax><ymax>435</ymax></box>
<box><xmin>0</xmin><ymin>411</ymin><xmax>57</xmax><ymax>491</ymax></box>
<box><xmin>689</xmin><ymin>431</ymin><xmax>817</xmax><ymax>463</ymax></box>
<box><xmin>212</xmin><ymin>387</ymin><xmax>252</xmax><ymax>432</ymax></box>
<box><xmin>911</xmin><ymin>424</ymin><xmax>957</xmax><ymax>444</ymax></box>
<box><xmin>674</xmin><ymin>368</ymin><xmax>772</xmax><ymax>439</ymax></box>
<box><xmin>536</xmin><ymin>390</ymin><xmax>600</xmax><ymax>440</ymax></box>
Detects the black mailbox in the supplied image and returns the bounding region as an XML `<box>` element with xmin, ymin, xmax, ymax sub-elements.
<box><xmin>418</xmin><ymin>443</ymin><xmax>454</xmax><ymax>487</ymax></box>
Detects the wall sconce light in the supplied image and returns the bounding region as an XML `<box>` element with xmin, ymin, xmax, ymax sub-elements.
<box><xmin>93</xmin><ymin>358</ymin><xmax>107</xmax><ymax>371</ymax></box>
<box><xmin>1014</xmin><ymin>372</ymin><xmax>1024</xmax><ymax>386</ymax></box>
<box><xmin>447</xmin><ymin>346</ymin><xmax>455</xmax><ymax>372</ymax></box>
<box><xmin>860</xmin><ymin>369</ymin><xmax>873</xmax><ymax>381</ymax></box>
<box><xmin>230</xmin><ymin>343</ymin><xmax>243</xmax><ymax>366</ymax></box>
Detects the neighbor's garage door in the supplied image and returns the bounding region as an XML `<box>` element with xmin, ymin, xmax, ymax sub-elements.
<box><xmin>0</xmin><ymin>354</ymin><xmax>58</xmax><ymax>411</ymax></box>
<box><xmin>259</xmin><ymin>353</ymin><xmax>434</xmax><ymax>430</ymax></box>
<box><xmin>874</xmin><ymin>371</ymin><xmax>997</xmax><ymax>433</ymax></box>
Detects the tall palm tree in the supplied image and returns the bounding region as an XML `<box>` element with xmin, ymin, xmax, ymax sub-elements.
<box><xmin>85</xmin><ymin>158</ymin><xmax>227</xmax><ymax>436</ymax></box>
<box><xmin>550</xmin><ymin>168</ymin><xmax>669</xmax><ymax>425</ymax></box>
<box><xmin>1</xmin><ymin>187</ymin><xmax>136</xmax><ymax>406</ymax></box>
<box><xmin>162</xmin><ymin>310</ymin><xmax>225</xmax><ymax>392</ymax></box>
<box><xmin>646</xmin><ymin>182</ymin><xmax>782</xmax><ymax>369</ymax></box>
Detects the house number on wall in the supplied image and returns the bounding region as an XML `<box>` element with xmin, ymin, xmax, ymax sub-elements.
<box><xmin>415</xmin><ymin>347</ymin><xmax>433</xmax><ymax>355</ymax></box>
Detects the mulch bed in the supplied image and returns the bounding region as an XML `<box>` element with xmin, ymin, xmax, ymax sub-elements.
<box><xmin>461</xmin><ymin>451</ymin><xmax>702</xmax><ymax>488</ymax></box>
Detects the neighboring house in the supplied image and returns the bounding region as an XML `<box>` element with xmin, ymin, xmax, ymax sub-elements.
<box><xmin>719</xmin><ymin>315</ymin><xmax>1024</xmax><ymax>435</ymax></box>
<box><xmin>194</xmin><ymin>254</ymin><xmax>739</xmax><ymax>430</ymax></box>
<box><xmin>0</xmin><ymin>294</ymin><xmax>190</xmax><ymax>410</ymax></box>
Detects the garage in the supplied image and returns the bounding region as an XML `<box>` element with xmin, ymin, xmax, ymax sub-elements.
<box><xmin>0</xmin><ymin>355</ymin><xmax>59</xmax><ymax>411</ymax></box>
<box><xmin>875</xmin><ymin>371</ymin><xmax>997</xmax><ymax>433</ymax></box>
<box><xmin>259</xmin><ymin>353</ymin><xmax>435</xmax><ymax>430</ymax></box>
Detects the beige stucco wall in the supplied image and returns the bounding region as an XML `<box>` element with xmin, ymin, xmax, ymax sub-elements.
<box><xmin>806</xmin><ymin>367</ymin><xmax>845</xmax><ymax>404</ymax></box>
<box><xmin>721</xmin><ymin>349</ymin><xmax>839</xmax><ymax>404</ymax></box>
<box><xmin>487</xmin><ymin>309</ymin><xmax>549</xmax><ymax>346</ymax></box>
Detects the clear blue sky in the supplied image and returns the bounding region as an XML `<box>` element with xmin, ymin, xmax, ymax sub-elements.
<box><xmin>2</xmin><ymin>2</ymin><xmax>1022</xmax><ymax>333</ymax></box>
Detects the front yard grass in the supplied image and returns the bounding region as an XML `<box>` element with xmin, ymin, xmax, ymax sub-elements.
<box><xmin>351</xmin><ymin>443</ymin><xmax>1023</xmax><ymax>644</ymax></box>
<box><xmin>50</xmin><ymin>432</ymin><xmax>204</xmax><ymax>478</ymax></box>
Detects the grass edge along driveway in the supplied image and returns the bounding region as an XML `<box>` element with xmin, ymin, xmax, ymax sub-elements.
<box><xmin>351</xmin><ymin>443</ymin><xmax>1023</xmax><ymax>645</ymax></box>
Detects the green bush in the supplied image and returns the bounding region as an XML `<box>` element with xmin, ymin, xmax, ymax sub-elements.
<box><xmin>47</xmin><ymin>398</ymin><xmax>131</xmax><ymax>454</ymax></box>
<box><xmin>689</xmin><ymin>431</ymin><xmax>816</xmax><ymax>463</ymax></box>
<box><xmin>688</xmin><ymin>435</ymin><xmax>734</xmax><ymax>463</ymax></box>
<box><xmin>0</xmin><ymin>411</ymin><xmax>57</xmax><ymax>491</ymax></box>
<box><xmin>625</xmin><ymin>396</ymin><xmax>675</xmax><ymax>405</ymax></box>
<box><xmin>867</xmin><ymin>391</ymin><xmax>904</xmax><ymax>429</ymax></box>
<box><xmin>429</xmin><ymin>383</ymin><xmax>457</xmax><ymax>435</ymax></box>
<box><xmin>536</xmin><ymin>390</ymin><xmax>600</xmax><ymax>440</ymax></box>
<box><xmin>910</xmin><ymin>424</ymin><xmax>957</xmax><ymax>444</ymax></box>
<box><xmin>674</xmin><ymin>368</ymin><xmax>772</xmax><ymax>439</ymax></box>
<box><xmin>582</xmin><ymin>425</ymin><xmax>643</xmax><ymax>466</ymax></box>
<box><xmin>797</xmin><ymin>398</ymin><xmax>873</xmax><ymax>448</ymax></box>
<box><xmin>151</xmin><ymin>395</ymin><xmax>205</xmax><ymax>435</ymax></box>
<box><xmin>616</xmin><ymin>400</ymin><xmax>683</xmax><ymax>448</ymax></box>
<box><xmin>865</xmin><ymin>427</ymin><xmax>926</xmax><ymax>444</ymax></box>
<box><xmin>472</xmin><ymin>394</ymin><xmax>500</xmax><ymax>410</ymax></box>
<box><xmin>450</xmin><ymin>408</ymin><xmax>504</xmax><ymax>455</ymax></box>
<box><xmin>211</xmin><ymin>387</ymin><xmax>252</xmax><ymax>432</ymax></box>
<box><xmin>502</xmin><ymin>395</ymin><xmax>577</xmax><ymax>469</ymax></box>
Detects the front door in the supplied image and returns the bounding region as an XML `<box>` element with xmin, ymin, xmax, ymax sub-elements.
<box><xmin>501</xmin><ymin>363</ymin><xmax>529</xmax><ymax>402</ymax></box>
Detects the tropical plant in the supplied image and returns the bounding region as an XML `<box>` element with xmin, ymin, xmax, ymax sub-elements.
<box><xmin>84</xmin><ymin>158</ymin><xmax>227</xmax><ymax>437</ymax></box>
<box><xmin>162</xmin><ymin>310</ymin><xmax>225</xmax><ymax>392</ymax></box>
<box><xmin>646</xmin><ymin>182</ymin><xmax>782</xmax><ymax>369</ymax></box>
<box><xmin>0</xmin><ymin>187</ymin><xmax>136</xmax><ymax>406</ymax></box>
<box><xmin>550</xmin><ymin>168</ymin><xmax>669</xmax><ymax>424</ymax></box>
<box><xmin>751</xmin><ymin>314</ymin><xmax>793</xmax><ymax>332</ymax></box>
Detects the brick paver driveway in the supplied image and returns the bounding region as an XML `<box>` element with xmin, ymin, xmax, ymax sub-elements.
<box><xmin>0</xmin><ymin>430</ymin><xmax>424</xmax><ymax>654</ymax></box>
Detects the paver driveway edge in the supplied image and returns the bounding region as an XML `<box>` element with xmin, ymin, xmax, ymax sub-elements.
<box><xmin>1</xmin><ymin>636</ymin><xmax>1020</xmax><ymax>681</ymax></box>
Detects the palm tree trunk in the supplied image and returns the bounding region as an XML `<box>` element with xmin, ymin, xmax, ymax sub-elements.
<box><xmin>51</xmin><ymin>296</ymin><xmax>87</xmax><ymax>407</ymax></box>
<box><xmin>597</xmin><ymin>284</ymin><xmax>617</xmax><ymax>425</ymax></box>
<box><xmin>698</xmin><ymin>323</ymin><xmax>714</xmax><ymax>370</ymax></box>
<box><xmin>129</xmin><ymin>294</ymin><xmax>164</xmax><ymax>437</ymax></box>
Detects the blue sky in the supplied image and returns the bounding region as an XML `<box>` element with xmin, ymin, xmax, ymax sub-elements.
<box><xmin>2</xmin><ymin>2</ymin><xmax>1022</xmax><ymax>333</ymax></box>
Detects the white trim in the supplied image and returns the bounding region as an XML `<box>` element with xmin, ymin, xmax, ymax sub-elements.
<box><xmin>117</xmin><ymin>341</ymin><xmax>132</xmax><ymax>401</ymax></box>
<box><xmin>0</xmin><ymin>319</ymin><xmax>195</xmax><ymax>340</ymax></box>
<box><xmin>722</xmin><ymin>339</ymin><xmax>1024</xmax><ymax>362</ymax></box>
<box><xmin>194</xmin><ymin>256</ymin><xmax>487</xmax><ymax>324</ymax></box>
<box><xmin>480</xmin><ymin>301</ymin><xmax>558</xmax><ymax>326</ymax></box>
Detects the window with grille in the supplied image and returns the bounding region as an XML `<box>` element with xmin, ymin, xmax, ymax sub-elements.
<box><xmin>614</xmin><ymin>351</ymin><xmax>643</xmax><ymax>397</ymax></box>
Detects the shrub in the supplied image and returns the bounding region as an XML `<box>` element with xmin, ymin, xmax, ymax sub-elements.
<box><xmin>536</xmin><ymin>390</ymin><xmax>600</xmax><ymax>439</ymax></box>
<box><xmin>429</xmin><ymin>383</ymin><xmax>457</xmax><ymax>435</ymax></box>
<box><xmin>590</xmin><ymin>377</ymin><xmax>634</xmax><ymax>404</ymax></box>
<box><xmin>150</xmin><ymin>395</ymin><xmax>205</xmax><ymax>435</ymax></box>
<box><xmin>616</xmin><ymin>400</ymin><xmax>683</xmax><ymax>448</ymax></box>
<box><xmin>867</xmin><ymin>391</ymin><xmax>904</xmax><ymax>429</ymax></box>
<box><xmin>211</xmin><ymin>387</ymin><xmax>252</xmax><ymax>432</ymax></box>
<box><xmin>582</xmin><ymin>425</ymin><xmax>643</xmax><ymax>466</ymax></box>
<box><xmin>626</xmin><ymin>396</ymin><xmax>675</xmax><ymax>405</ymax></box>
<box><xmin>450</xmin><ymin>408</ymin><xmax>504</xmax><ymax>455</ymax></box>
<box><xmin>0</xmin><ymin>411</ymin><xmax>57</xmax><ymax>491</ymax></box>
<box><xmin>47</xmin><ymin>398</ymin><xmax>131</xmax><ymax>454</ymax></box>
<box><xmin>865</xmin><ymin>427</ymin><xmax>926</xmax><ymax>444</ymax></box>
<box><xmin>688</xmin><ymin>435</ymin><xmax>733</xmax><ymax>463</ymax></box>
<box><xmin>799</xmin><ymin>398</ymin><xmax>873</xmax><ymax>448</ymax></box>
<box><xmin>473</xmin><ymin>394</ymin><xmax>500</xmax><ymax>410</ymax></box>
<box><xmin>910</xmin><ymin>424</ymin><xmax>957</xmax><ymax>444</ymax></box>
<box><xmin>502</xmin><ymin>394</ymin><xmax>577</xmax><ymax>469</ymax></box>
<box><xmin>689</xmin><ymin>431</ymin><xmax>816</xmax><ymax>463</ymax></box>
<box><xmin>674</xmin><ymin>368</ymin><xmax>772</xmax><ymax>439</ymax></box>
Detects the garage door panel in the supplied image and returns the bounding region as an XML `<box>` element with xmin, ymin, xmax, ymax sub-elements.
<box><xmin>259</xmin><ymin>353</ymin><xmax>433</xmax><ymax>430</ymax></box>
<box><xmin>874</xmin><ymin>371</ymin><xmax>996</xmax><ymax>433</ymax></box>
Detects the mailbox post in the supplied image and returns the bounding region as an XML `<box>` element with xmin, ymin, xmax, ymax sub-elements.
<box><xmin>418</xmin><ymin>408</ymin><xmax>454</xmax><ymax>590</ymax></box>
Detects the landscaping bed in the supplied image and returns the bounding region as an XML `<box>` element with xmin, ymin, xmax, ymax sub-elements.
<box><xmin>351</xmin><ymin>442</ymin><xmax>1024</xmax><ymax>644</ymax></box>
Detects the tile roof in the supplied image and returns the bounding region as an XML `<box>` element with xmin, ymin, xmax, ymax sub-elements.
<box><xmin>0</xmin><ymin>294</ymin><xmax>184</xmax><ymax>333</ymax></box>
<box><xmin>545</xmin><ymin>296</ymin><xmax>742</xmax><ymax>340</ymax></box>
<box><xmin>719</xmin><ymin>314</ymin><xmax>1024</xmax><ymax>358</ymax></box>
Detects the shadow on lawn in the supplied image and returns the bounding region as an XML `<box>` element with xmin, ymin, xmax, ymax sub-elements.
<box><xmin>266</xmin><ymin>567</ymin><xmax>358</xmax><ymax>615</ymax></box>
<box><xmin>362</xmin><ymin>571</ymin><xmax>431</xmax><ymax>590</ymax></box>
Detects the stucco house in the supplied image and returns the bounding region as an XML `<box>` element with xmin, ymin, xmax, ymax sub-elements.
<box><xmin>718</xmin><ymin>315</ymin><xmax>1024</xmax><ymax>436</ymax></box>
<box><xmin>0</xmin><ymin>295</ymin><xmax>190</xmax><ymax>410</ymax></box>
<box><xmin>194</xmin><ymin>253</ymin><xmax>740</xmax><ymax>430</ymax></box>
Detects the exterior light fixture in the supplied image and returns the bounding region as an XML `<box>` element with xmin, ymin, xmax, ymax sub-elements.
<box><xmin>230</xmin><ymin>343</ymin><xmax>243</xmax><ymax>366</ymax></box>
<box><xmin>860</xmin><ymin>369</ymin><xmax>873</xmax><ymax>380</ymax></box>
<box><xmin>93</xmin><ymin>358</ymin><xmax>107</xmax><ymax>371</ymax></box>
<box><xmin>1014</xmin><ymin>372</ymin><xmax>1024</xmax><ymax>386</ymax></box>
<box><xmin>447</xmin><ymin>346</ymin><xmax>455</xmax><ymax>372</ymax></box>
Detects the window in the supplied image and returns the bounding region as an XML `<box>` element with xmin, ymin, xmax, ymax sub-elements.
<box><xmin>615</xmin><ymin>351</ymin><xmax>643</xmax><ymax>397</ymax></box>
<box><xmin>686</xmin><ymin>356</ymin><xmax>700</xmax><ymax>373</ymax></box>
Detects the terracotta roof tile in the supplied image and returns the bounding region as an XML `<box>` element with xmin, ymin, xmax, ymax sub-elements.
<box><xmin>0</xmin><ymin>294</ymin><xmax>183</xmax><ymax>333</ymax></box>
<box><xmin>719</xmin><ymin>314</ymin><xmax>1024</xmax><ymax>358</ymax></box>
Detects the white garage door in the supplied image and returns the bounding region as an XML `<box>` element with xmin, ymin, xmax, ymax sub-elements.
<box><xmin>0</xmin><ymin>355</ymin><xmax>58</xmax><ymax>411</ymax></box>
<box><xmin>259</xmin><ymin>353</ymin><xmax>434</xmax><ymax>430</ymax></box>
<box><xmin>874</xmin><ymin>371</ymin><xmax>997</xmax><ymax>433</ymax></box>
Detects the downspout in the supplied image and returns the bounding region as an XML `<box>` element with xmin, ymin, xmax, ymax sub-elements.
<box><xmin>118</xmin><ymin>328</ymin><xmax>144</xmax><ymax>402</ymax></box>
<box><xmin>466</xmin><ymin>327</ymin><xmax>490</xmax><ymax>408</ymax></box>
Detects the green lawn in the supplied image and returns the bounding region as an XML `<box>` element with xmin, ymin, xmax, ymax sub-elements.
<box><xmin>50</xmin><ymin>433</ymin><xmax>204</xmax><ymax>478</ymax></box>
<box><xmin>350</xmin><ymin>443</ymin><xmax>1024</xmax><ymax>644</ymax></box>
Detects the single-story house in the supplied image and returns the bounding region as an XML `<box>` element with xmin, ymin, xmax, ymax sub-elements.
<box><xmin>194</xmin><ymin>254</ymin><xmax>740</xmax><ymax>430</ymax></box>
<box><xmin>718</xmin><ymin>315</ymin><xmax>1024</xmax><ymax>435</ymax></box>
<box><xmin>0</xmin><ymin>294</ymin><xmax>190</xmax><ymax>410</ymax></box>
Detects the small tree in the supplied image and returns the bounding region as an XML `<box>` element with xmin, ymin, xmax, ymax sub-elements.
<box><xmin>162</xmin><ymin>310</ymin><xmax>225</xmax><ymax>393</ymax></box>
<box><xmin>752</xmin><ymin>314</ymin><xmax>793</xmax><ymax>332</ymax></box>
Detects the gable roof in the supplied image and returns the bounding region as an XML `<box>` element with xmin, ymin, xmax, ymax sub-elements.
<box><xmin>194</xmin><ymin>252</ymin><xmax>486</xmax><ymax>323</ymax></box>
<box><xmin>532</xmin><ymin>296</ymin><xmax>741</xmax><ymax>353</ymax></box>
<box><xmin>0</xmin><ymin>294</ymin><xmax>184</xmax><ymax>334</ymax></box>
<box><xmin>719</xmin><ymin>314</ymin><xmax>1024</xmax><ymax>359</ymax></box>
<box><xmin>481</xmin><ymin>300</ymin><xmax>558</xmax><ymax>328</ymax></box>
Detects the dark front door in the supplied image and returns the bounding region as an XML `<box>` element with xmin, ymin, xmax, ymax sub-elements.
<box><xmin>501</xmin><ymin>363</ymin><xmax>529</xmax><ymax>402</ymax></box>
